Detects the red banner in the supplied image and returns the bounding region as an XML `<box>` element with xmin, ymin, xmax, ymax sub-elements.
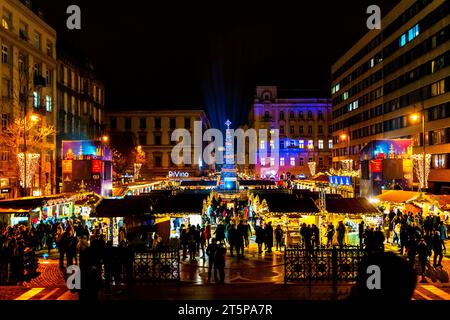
<box><xmin>92</xmin><ymin>160</ymin><xmax>101</xmax><ymax>173</ymax></box>
<box><xmin>371</xmin><ymin>160</ymin><xmax>383</xmax><ymax>173</ymax></box>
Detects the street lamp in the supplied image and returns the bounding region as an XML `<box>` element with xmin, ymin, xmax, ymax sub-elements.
<box><xmin>101</xmin><ymin>135</ymin><xmax>109</xmax><ymax>143</ymax></box>
<box><xmin>340</xmin><ymin>133</ymin><xmax>351</xmax><ymax>170</ymax></box>
<box><xmin>410</xmin><ymin>110</ymin><xmax>426</xmax><ymax>192</ymax></box>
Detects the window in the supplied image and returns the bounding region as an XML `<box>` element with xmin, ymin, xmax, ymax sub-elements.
<box><xmin>46</xmin><ymin>41</ymin><xmax>53</xmax><ymax>57</ymax></box>
<box><xmin>299</xmin><ymin>140</ymin><xmax>304</xmax><ymax>149</ymax></box>
<box><xmin>432</xmin><ymin>154</ymin><xmax>447</xmax><ymax>169</ymax></box>
<box><xmin>2</xmin><ymin>10</ymin><xmax>11</xmax><ymax>30</ymax></box>
<box><xmin>260</xmin><ymin>158</ymin><xmax>266</xmax><ymax>166</ymax></box>
<box><xmin>1</xmin><ymin>113</ymin><xmax>7</xmax><ymax>130</ymax></box>
<box><xmin>280</xmin><ymin>158</ymin><xmax>285</xmax><ymax>166</ymax></box>
<box><xmin>110</xmin><ymin>118</ymin><xmax>117</xmax><ymax>130</ymax></box>
<box><xmin>45</xmin><ymin>95</ymin><xmax>52</xmax><ymax>112</ymax></box>
<box><xmin>46</xmin><ymin>69</ymin><xmax>52</xmax><ymax>85</ymax></box>
<box><xmin>318</xmin><ymin>111</ymin><xmax>323</xmax><ymax>120</ymax></box>
<box><xmin>308</xmin><ymin>126</ymin><xmax>313</xmax><ymax>134</ymax></box>
<box><xmin>270</xmin><ymin>157</ymin><xmax>275</xmax><ymax>166</ymax></box>
<box><xmin>0</xmin><ymin>149</ymin><xmax>9</xmax><ymax>161</ymax></box>
<box><xmin>328</xmin><ymin>139</ymin><xmax>333</xmax><ymax>149</ymax></box>
<box><xmin>343</xmin><ymin>91</ymin><xmax>349</xmax><ymax>100</ymax></box>
<box><xmin>290</xmin><ymin>157</ymin><xmax>295</xmax><ymax>166</ymax></box>
<box><xmin>431</xmin><ymin>80</ymin><xmax>445</xmax><ymax>97</ymax></box>
<box><xmin>280</xmin><ymin>126</ymin><xmax>284</xmax><ymax>134</ymax></box>
<box><xmin>279</xmin><ymin>111</ymin><xmax>284</xmax><ymax>120</ymax></box>
<box><xmin>154</xmin><ymin>135</ymin><xmax>161</xmax><ymax>145</ymax></box>
<box><xmin>34</xmin><ymin>63</ymin><xmax>42</xmax><ymax>76</ymax></box>
<box><xmin>1</xmin><ymin>45</ymin><xmax>7</xmax><ymax>64</ymax></box>
<box><xmin>308</xmin><ymin>111</ymin><xmax>313</xmax><ymax>119</ymax></box>
<box><xmin>319</xmin><ymin>157</ymin><xmax>323</xmax><ymax>166</ymax></box>
<box><xmin>308</xmin><ymin>140</ymin><xmax>313</xmax><ymax>149</ymax></box>
<box><xmin>290</xmin><ymin>140</ymin><xmax>295</xmax><ymax>147</ymax></box>
<box><xmin>299</xmin><ymin>126</ymin><xmax>304</xmax><ymax>134</ymax></box>
<box><xmin>331</xmin><ymin>83</ymin><xmax>340</xmax><ymax>94</ymax></box>
<box><xmin>299</xmin><ymin>157</ymin><xmax>304</xmax><ymax>166</ymax></box>
<box><xmin>407</xmin><ymin>24</ymin><xmax>419</xmax><ymax>42</ymax></box>
<box><xmin>184</xmin><ymin>117</ymin><xmax>191</xmax><ymax>129</ymax></box>
<box><xmin>309</xmin><ymin>157</ymin><xmax>313</xmax><ymax>163</ymax></box>
<box><xmin>140</xmin><ymin>118</ymin><xmax>147</xmax><ymax>129</ymax></box>
<box><xmin>318</xmin><ymin>140</ymin><xmax>324</xmax><ymax>149</ymax></box>
<box><xmin>280</xmin><ymin>140</ymin><xmax>284</xmax><ymax>149</ymax></box>
<box><xmin>33</xmin><ymin>91</ymin><xmax>39</xmax><ymax>108</ymax></box>
<box><xmin>169</xmin><ymin>118</ymin><xmax>176</xmax><ymax>129</ymax></box>
<box><xmin>155</xmin><ymin>117</ymin><xmax>161</xmax><ymax>129</ymax></box>
<box><xmin>139</xmin><ymin>133</ymin><xmax>147</xmax><ymax>146</ymax></box>
<box><xmin>318</xmin><ymin>125</ymin><xmax>323</xmax><ymax>134</ymax></box>
<box><xmin>34</xmin><ymin>31</ymin><xmax>41</xmax><ymax>49</ymax></box>
<box><xmin>1</xmin><ymin>78</ymin><xmax>10</xmax><ymax>98</ymax></box>
<box><xmin>154</xmin><ymin>155</ymin><xmax>162</xmax><ymax>167</ymax></box>
<box><xmin>290</xmin><ymin>126</ymin><xmax>294</xmax><ymax>134</ymax></box>
<box><xmin>125</xmin><ymin>118</ymin><xmax>132</xmax><ymax>130</ymax></box>
<box><xmin>264</xmin><ymin>111</ymin><xmax>270</xmax><ymax>119</ymax></box>
<box><xmin>260</xmin><ymin>140</ymin><xmax>265</xmax><ymax>150</ymax></box>
<box><xmin>299</xmin><ymin>111</ymin><xmax>304</xmax><ymax>119</ymax></box>
<box><xmin>289</xmin><ymin>111</ymin><xmax>294</xmax><ymax>119</ymax></box>
<box><xmin>19</xmin><ymin>21</ymin><xmax>28</xmax><ymax>40</ymax></box>
<box><xmin>399</xmin><ymin>34</ymin><xmax>407</xmax><ymax>47</ymax></box>
<box><xmin>348</xmin><ymin>100</ymin><xmax>359</xmax><ymax>112</ymax></box>
<box><xmin>18</xmin><ymin>53</ymin><xmax>27</xmax><ymax>73</ymax></box>
<box><xmin>270</xmin><ymin>140</ymin><xmax>275</xmax><ymax>149</ymax></box>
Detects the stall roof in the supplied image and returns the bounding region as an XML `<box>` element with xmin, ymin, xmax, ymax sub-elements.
<box><xmin>259</xmin><ymin>193</ymin><xmax>320</xmax><ymax>214</ymax></box>
<box><xmin>426</xmin><ymin>195</ymin><xmax>450</xmax><ymax>211</ymax></box>
<box><xmin>93</xmin><ymin>198</ymin><xmax>154</xmax><ymax>217</ymax></box>
<box><xmin>0</xmin><ymin>194</ymin><xmax>76</xmax><ymax>213</ymax></box>
<box><xmin>180</xmin><ymin>180</ymin><xmax>217</xmax><ymax>187</ymax></box>
<box><xmin>375</xmin><ymin>190</ymin><xmax>420</xmax><ymax>203</ymax></box>
<box><xmin>239</xmin><ymin>180</ymin><xmax>276</xmax><ymax>186</ymax></box>
<box><xmin>151</xmin><ymin>193</ymin><xmax>209</xmax><ymax>214</ymax></box>
<box><xmin>325</xmin><ymin>198</ymin><xmax>380</xmax><ymax>215</ymax></box>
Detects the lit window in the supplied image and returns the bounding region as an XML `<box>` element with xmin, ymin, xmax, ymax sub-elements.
<box><xmin>280</xmin><ymin>158</ymin><xmax>285</xmax><ymax>166</ymax></box>
<box><xmin>343</xmin><ymin>91</ymin><xmax>349</xmax><ymax>100</ymax></box>
<box><xmin>431</xmin><ymin>80</ymin><xmax>445</xmax><ymax>97</ymax></box>
<box><xmin>270</xmin><ymin>157</ymin><xmax>275</xmax><ymax>166</ymax></box>
<box><xmin>408</xmin><ymin>24</ymin><xmax>419</xmax><ymax>42</ymax></box>
<box><xmin>2</xmin><ymin>11</ymin><xmax>11</xmax><ymax>30</ymax></box>
<box><xmin>33</xmin><ymin>91</ymin><xmax>39</xmax><ymax>108</ymax></box>
<box><xmin>270</xmin><ymin>140</ymin><xmax>274</xmax><ymax>149</ymax></box>
<box><xmin>1</xmin><ymin>45</ymin><xmax>7</xmax><ymax>64</ymax></box>
<box><xmin>261</xmin><ymin>158</ymin><xmax>266</xmax><ymax>166</ymax></box>
<box><xmin>318</xmin><ymin>140</ymin><xmax>324</xmax><ymax>149</ymax></box>
<box><xmin>290</xmin><ymin>157</ymin><xmax>295</xmax><ymax>166</ymax></box>
<box><xmin>260</xmin><ymin>140</ymin><xmax>265</xmax><ymax>150</ymax></box>
<box><xmin>328</xmin><ymin>139</ymin><xmax>333</xmax><ymax>149</ymax></box>
<box><xmin>399</xmin><ymin>34</ymin><xmax>407</xmax><ymax>47</ymax></box>
<box><xmin>370</xmin><ymin>58</ymin><xmax>375</xmax><ymax>68</ymax></box>
<box><xmin>299</xmin><ymin>140</ymin><xmax>304</xmax><ymax>149</ymax></box>
<box><xmin>308</xmin><ymin>140</ymin><xmax>313</xmax><ymax>149</ymax></box>
<box><xmin>290</xmin><ymin>140</ymin><xmax>295</xmax><ymax>147</ymax></box>
<box><xmin>45</xmin><ymin>95</ymin><xmax>52</xmax><ymax>112</ymax></box>
<box><xmin>299</xmin><ymin>157</ymin><xmax>304</xmax><ymax>166</ymax></box>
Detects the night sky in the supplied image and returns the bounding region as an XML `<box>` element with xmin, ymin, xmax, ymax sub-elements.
<box><xmin>35</xmin><ymin>0</ymin><xmax>399</xmax><ymax>130</ymax></box>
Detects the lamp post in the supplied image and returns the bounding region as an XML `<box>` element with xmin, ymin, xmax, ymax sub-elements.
<box><xmin>410</xmin><ymin>107</ymin><xmax>426</xmax><ymax>192</ymax></box>
<box><xmin>340</xmin><ymin>133</ymin><xmax>350</xmax><ymax>170</ymax></box>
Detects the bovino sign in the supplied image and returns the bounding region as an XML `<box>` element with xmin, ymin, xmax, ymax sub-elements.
<box><xmin>168</xmin><ymin>171</ymin><xmax>189</xmax><ymax>178</ymax></box>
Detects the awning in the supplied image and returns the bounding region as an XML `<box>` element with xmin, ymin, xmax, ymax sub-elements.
<box><xmin>375</xmin><ymin>190</ymin><xmax>420</xmax><ymax>204</ymax></box>
<box><xmin>0</xmin><ymin>208</ymin><xmax>33</xmax><ymax>215</ymax></box>
<box><xmin>325</xmin><ymin>198</ymin><xmax>380</xmax><ymax>215</ymax></box>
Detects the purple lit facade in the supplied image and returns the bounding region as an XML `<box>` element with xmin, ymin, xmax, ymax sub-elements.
<box><xmin>248</xmin><ymin>86</ymin><xmax>332</xmax><ymax>179</ymax></box>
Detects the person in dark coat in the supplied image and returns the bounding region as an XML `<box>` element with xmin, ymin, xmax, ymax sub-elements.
<box><xmin>265</xmin><ymin>222</ymin><xmax>274</xmax><ymax>254</ymax></box>
<box><xmin>235</xmin><ymin>220</ymin><xmax>246</xmax><ymax>258</ymax></box>
<box><xmin>180</xmin><ymin>225</ymin><xmax>188</xmax><ymax>261</ymax></box>
<box><xmin>432</xmin><ymin>230</ymin><xmax>444</xmax><ymax>268</ymax></box>
<box><xmin>255</xmin><ymin>226</ymin><xmax>265</xmax><ymax>255</ymax></box>
<box><xmin>206</xmin><ymin>238</ymin><xmax>218</xmax><ymax>283</ymax></box>
<box><xmin>58</xmin><ymin>230</ymin><xmax>69</xmax><ymax>268</ymax></box>
<box><xmin>214</xmin><ymin>223</ymin><xmax>226</xmax><ymax>244</ymax></box>
<box><xmin>312</xmin><ymin>224</ymin><xmax>320</xmax><ymax>248</ymax></box>
<box><xmin>358</xmin><ymin>221</ymin><xmax>365</xmax><ymax>248</ymax></box>
<box><xmin>214</xmin><ymin>243</ymin><xmax>226</xmax><ymax>284</ymax></box>
<box><xmin>416</xmin><ymin>237</ymin><xmax>428</xmax><ymax>282</ymax></box>
<box><xmin>227</xmin><ymin>224</ymin><xmax>237</xmax><ymax>257</ymax></box>
<box><xmin>275</xmin><ymin>225</ymin><xmax>283</xmax><ymax>251</ymax></box>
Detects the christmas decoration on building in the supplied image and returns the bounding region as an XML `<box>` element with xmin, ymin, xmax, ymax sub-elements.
<box><xmin>412</xmin><ymin>153</ymin><xmax>431</xmax><ymax>190</ymax></box>
<box><xmin>18</xmin><ymin>153</ymin><xmax>40</xmax><ymax>189</ymax></box>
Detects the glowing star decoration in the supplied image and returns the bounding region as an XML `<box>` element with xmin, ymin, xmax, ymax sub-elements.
<box><xmin>412</xmin><ymin>153</ymin><xmax>431</xmax><ymax>190</ymax></box>
<box><xmin>308</xmin><ymin>161</ymin><xmax>316</xmax><ymax>177</ymax></box>
<box><xmin>18</xmin><ymin>153</ymin><xmax>40</xmax><ymax>189</ymax></box>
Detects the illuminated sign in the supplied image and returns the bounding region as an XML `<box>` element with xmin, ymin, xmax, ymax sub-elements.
<box><xmin>92</xmin><ymin>160</ymin><xmax>102</xmax><ymax>173</ymax></box>
<box><xmin>328</xmin><ymin>176</ymin><xmax>351</xmax><ymax>186</ymax></box>
<box><xmin>1</xmin><ymin>188</ymin><xmax>11</xmax><ymax>193</ymax></box>
<box><xmin>168</xmin><ymin>171</ymin><xmax>189</xmax><ymax>178</ymax></box>
<box><xmin>62</xmin><ymin>160</ymin><xmax>72</xmax><ymax>173</ymax></box>
<box><xmin>371</xmin><ymin>160</ymin><xmax>382</xmax><ymax>173</ymax></box>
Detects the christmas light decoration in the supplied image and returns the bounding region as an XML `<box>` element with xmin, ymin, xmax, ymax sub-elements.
<box><xmin>327</xmin><ymin>167</ymin><xmax>360</xmax><ymax>178</ymax></box>
<box><xmin>308</xmin><ymin>161</ymin><xmax>316</xmax><ymax>176</ymax></box>
<box><xmin>18</xmin><ymin>153</ymin><xmax>40</xmax><ymax>189</ymax></box>
<box><xmin>412</xmin><ymin>153</ymin><xmax>431</xmax><ymax>190</ymax></box>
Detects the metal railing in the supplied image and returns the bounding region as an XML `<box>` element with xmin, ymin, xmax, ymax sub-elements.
<box><xmin>284</xmin><ymin>245</ymin><xmax>366</xmax><ymax>285</ymax></box>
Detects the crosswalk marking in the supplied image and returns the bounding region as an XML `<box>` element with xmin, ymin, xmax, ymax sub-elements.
<box><xmin>56</xmin><ymin>290</ymin><xmax>77</xmax><ymax>300</ymax></box>
<box><xmin>40</xmin><ymin>288</ymin><xmax>60</xmax><ymax>300</ymax></box>
<box><xmin>422</xmin><ymin>285</ymin><xmax>450</xmax><ymax>300</ymax></box>
<box><xmin>415</xmin><ymin>289</ymin><xmax>433</xmax><ymax>300</ymax></box>
<box><xmin>15</xmin><ymin>288</ymin><xmax>44</xmax><ymax>300</ymax></box>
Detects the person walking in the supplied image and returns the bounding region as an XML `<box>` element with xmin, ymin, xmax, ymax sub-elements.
<box><xmin>227</xmin><ymin>223</ymin><xmax>237</xmax><ymax>257</ymax></box>
<box><xmin>432</xmin><ymin>230</ymin><xmax>444</xmax><ymax>268</ymax></box>
<box><xmin>255</xmin><ymin>225</ymin><xmax>265</xmax><ymax>255</ymax></box>
<box><xmin>236</xmin><ymin>220</ymin><xmax>246</xmax><ymax>259</ymax></box>
<box><xmin>358</xmin><ymin>221</ymin><xmax>365</xmax><ymax>248</ymax></box>
<box><xmin>326</xmin><ymin>223</ymin><xmax>335</xmax><ymax>248</ymax></box>
<box><xmin>214</xmin><ymin>243</ymin><xmax>227</xmax><ymax>284</ymax></box>
<box><xmin>180</xmin><ymin>225</ymin><xmax>188</xmax><ymax>261</ymax></box>
<box><xmin>400</xmin><ymin>223</ymin><xmax>408</xmax><ymax>255</ymax></box>
<box><xmin>312</xmin><ymin>224</ymin><xmax>320</xmax><ymax>248</ymax></box>
<box><xmin>206</xmin><ymin>238</ymin><xmax>218</xmax><ymax>283</ymax></box>
<box><xmin>204</xmin><ymin>222</ymin><xmax>211</xmax><ymax>245</ymax></box>
<box><xmin>58</xmin><ymin>230</ymin><xmax>69</xmax><ymax>269</ymax></box>
<box><xmin>337</xmin><ymin>221</ymin><xmax>346</xmax><ymax>248</ymax></box>
<box><xmin>275</xmin><ymin>225</ymin><xmax>283</xmax><ymax>251</ymax></box>
<box><xmin>438</xmin><ymin>221</ymin><xmax>447</xmax><ymax>253</ymax></box>
<box><xmin>416</xmin><ymin>237</ymin><xmax>428</xmax><ymax>282</ymax></box>
<box><xmin>265</xmin><ymin>222</ymin><xmax>274</xmax><ymax>254</ymax></box>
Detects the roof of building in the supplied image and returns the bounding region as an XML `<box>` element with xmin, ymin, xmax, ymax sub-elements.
<box><xmin>375</xmin><ymin>190</ymin><xmax>420</xmax><ymax>204</ymax></box>
<box><xmin>325</xmin><ymin>198</ymin><xmax>379</xmax><ymax>215</ymax></box>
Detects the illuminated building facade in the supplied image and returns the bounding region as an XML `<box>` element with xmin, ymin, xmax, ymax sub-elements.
<box><xmin>331</xmin><ymin>0</ymin><xmax>450</xmax><ymax>194</ymax></box>
<box><xmin>0</xmin><ymin>0</ymin><xmax>57</xmax><ymax>198</ymax></box>
<box><xmin>249</xmin><ymin>86</ymin><xmax>332</xmax><ymax>179</ymax></box>
<box><xmin>56</xmin><ymin>44</ymin><xmax>106</xmax><ymax>192</ymax></box>
<box><xmin>106</xmin><ymin>110</ymin><xmax>211</xmax><ymax>179</ymax></box>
